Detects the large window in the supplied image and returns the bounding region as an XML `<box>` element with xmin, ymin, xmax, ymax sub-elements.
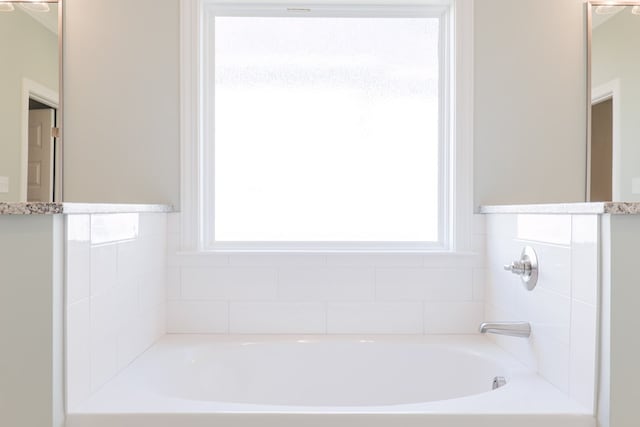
<box><xmin>183</xmin><ymin>1</ymin><xmax>471</xmax><ymax>252</ymax></box>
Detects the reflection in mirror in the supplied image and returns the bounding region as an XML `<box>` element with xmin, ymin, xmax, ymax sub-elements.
<box><xmin>589</xmin><ymin>2</ymin><xmax>640</xmax><ymax>201</ymax></box>
<box><xmin>0</xmin><ymin>1</ymin><xmax>60</xmax><ymax>202</ymax></box>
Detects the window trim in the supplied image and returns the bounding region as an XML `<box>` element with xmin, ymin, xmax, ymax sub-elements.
<box><xmin>180</xmin><ymin>0</ymin><xmax>473</xmax><ymax>253</ymax></box>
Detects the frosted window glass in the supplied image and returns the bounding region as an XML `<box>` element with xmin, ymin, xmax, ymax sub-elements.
<box><xmin>213</xmin><ymin>16</ymin><xmax>440</xmax><ymax>242</ymax></box>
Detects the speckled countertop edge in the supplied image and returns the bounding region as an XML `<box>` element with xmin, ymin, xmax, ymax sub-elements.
<box><xmin>0</xmin><ymin>202</ymin><xmax>173</xmax><ymax>215</ymax></box>
<box><xmin>479</xmin><ymin>202</ymin><xmax>640</xmax><ymax>215</ymax></box>
<box><xmin>0</xmin><ymin>202</ymin><xmax>64</xmax><ymax>215</ymax></box>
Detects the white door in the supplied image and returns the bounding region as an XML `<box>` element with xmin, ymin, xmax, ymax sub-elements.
<box><xmin>27</xmin><ymin>109</ymin><xmax>55</xmax><ymax>202</ymax></box>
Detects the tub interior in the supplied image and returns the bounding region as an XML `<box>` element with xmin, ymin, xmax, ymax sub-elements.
<box><xmin>67</xmin><ymin>334</ymin><xmax>594</xmax><ymax>427</ymax></box>
<box><xmin>145</xmin><ymin>338</ymin><xmax>508</xmax><ymax>406</ymax></box>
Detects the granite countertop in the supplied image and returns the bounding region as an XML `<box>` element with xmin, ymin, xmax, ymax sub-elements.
<box><xmin>5</xmin><ymin>201</ymin><xmax>640</xmax><ymax>216</ymax></box>
<box><xmin>0</xmin><ymin>202</ymin><xmax>173</xmax><ymax>215</ymax></box>
<box><xmin>479</xmin><ymin>202</ymin><xmax>640</xmax><ymax>215</ymax></box>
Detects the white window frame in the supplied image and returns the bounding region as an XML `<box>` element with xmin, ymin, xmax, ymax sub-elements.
<box><xmin>180</xmin><ymin>0</ymin><xmax>473</xmax><ymax>253</ymax></box>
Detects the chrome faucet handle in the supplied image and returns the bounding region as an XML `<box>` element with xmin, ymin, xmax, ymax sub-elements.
<box><xmin>503</xmin><ymin>246</ymin><xmax>538</xmax><ymax>291</ymax></box>
<box><xmin>504</xmin><ymin>261</ymin><xmax>528</xmax><ymax>275</ymax></box>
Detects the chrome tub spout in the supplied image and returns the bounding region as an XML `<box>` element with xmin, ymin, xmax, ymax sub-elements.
<box><xmin>479</xmin><ymin>321</ymin><xmax>531</xmax><ymax>338</ymax></box>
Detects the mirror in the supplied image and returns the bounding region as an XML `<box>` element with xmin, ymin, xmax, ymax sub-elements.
<box><xmin>0</xmin><ymin>1</ymin><xmax>60</xmax><ymax>203</ymax></box>
<box><xmin>588</xmin><ymin>2</ymin><xmax>640</xmax><ymax>201</ymax></box>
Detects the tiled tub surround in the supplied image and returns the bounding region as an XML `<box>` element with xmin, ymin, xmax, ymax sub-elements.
<box><xmin>166</xmin><ymin>214</ymin><xmax>487</xmax><ymax>335</ymax></box>
<box><xmin>484</xmin><ymin>213</ymin><xmax>599</xmax><ymax>412</ymax></box>
<box><xmin>60</xmin><ymin>207</ymin><xmax>605</xmax><ymax>427</ymax></box>
<box><xmin>66</xmin><ymin>212</ymin><xmax>168</xmax><ymax>410</ymax></box>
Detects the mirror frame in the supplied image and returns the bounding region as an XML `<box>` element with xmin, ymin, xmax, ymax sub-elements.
<box><xmin>8</xmin><ymin>0</ymin><xmax>63</xmax><ymax>202</ymax></box>
<box><xmin>586</xmin><ymin>1</ymin><xmax>640</xmax><ymax>201</ymax></box>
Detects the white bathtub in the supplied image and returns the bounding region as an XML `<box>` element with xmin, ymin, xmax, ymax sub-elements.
<box><xmin>67</xmin><ymin>335</ymin><xmax>595</xmax><ymax>427</ymax></box>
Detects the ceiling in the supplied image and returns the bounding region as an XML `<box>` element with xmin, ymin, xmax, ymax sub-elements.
<box><xmin>592</xmin><ymin>6</ymin><xmax>626</xmax><ymax>29</ymax></box>
<box><xmin>18</xmin><ymin>3</ymin><xmax>58</xmax><ymax>35</ymax></box>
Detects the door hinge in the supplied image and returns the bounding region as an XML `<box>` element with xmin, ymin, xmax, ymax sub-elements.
<box><xmin>52</xmin><ymin>127</ymin><xmax>61</xmax><ymax>138</ymax></box>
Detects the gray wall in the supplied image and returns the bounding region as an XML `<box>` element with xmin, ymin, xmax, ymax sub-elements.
<box><xmin>0</xmin><ymin>216</ymin><xmax>64</xmax><ymax>427</ymax></box>
<box><xmin>0</xmin><ymin>9</ymin><xmax>58</xmax><ymax>202</ymax></box>
<box><xmin>474</xmin><ymin>0</ymin><xmax>587</xmax><ymax>206</ymax></box>
<box><xmin>601</xmin><ymin>214</ymin><xmax>640</xmax><ymax>427</ymax></box>
<box><xmin>63</xmin><ymin>0</ymin><xmax>180</xmax><ymax>207</ymax></box>
<box><xmin>62</xmin><ymin>0</ymin><xmax>587</xmax><ymax>209</ymax></box>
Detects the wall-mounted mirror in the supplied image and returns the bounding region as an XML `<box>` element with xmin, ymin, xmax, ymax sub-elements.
<box><xmin>588</xmin><ymin>1</ymin><xmax>640</xmax><ymax>201</ymax></box>
<box><xmin>0</xmin><ymin>0</ymin><xmax>61</xmax><ymax>203</ymax></box>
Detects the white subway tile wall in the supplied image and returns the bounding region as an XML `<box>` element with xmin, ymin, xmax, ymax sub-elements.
<box><xmin>231</xmin><ymin>302</ymin><xmax>327</xmax><ymax>334</ymax></box>
<box><xmin>66</xmin><ymin>213</ymin><xmax>167</xmax><ymax>410</ymax></box>
<box><xmin>569</xmin><ymin>215</ymin><xmax>599</xmax><ymax>410</ymax></box>
<box><xmin>166</xmin><ymin>213</ymin><xmax>487</xmax><ymax>335</ymax></box>
<box><xmin>485</xmin><ymin>213</ymin><xmax>599</xmax><ymax>412</ymax></box>
<box><xmin>167</xmin><ymin>300</ymin><xmax>228</xmax><ymax>333</ymax></box>
<box><xmin>424</xmin><ymin>302</ymin><xmax>484</xmax><ymax>334</ymax></box>
<box><xmin>327</xmin><ymin>302</ymin><xmax>424</xmax><ymax>334</ymax></box>
<box><xmin>65</xmin><ymin>209</ymin><xmax>600</xmax><ymax>416</ymax></box>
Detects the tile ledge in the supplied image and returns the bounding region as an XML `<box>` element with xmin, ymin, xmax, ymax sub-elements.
<box><xmin>479</xmin><ymin>202</ymin><xmax>640</xmax><ymax>215</ymax></box>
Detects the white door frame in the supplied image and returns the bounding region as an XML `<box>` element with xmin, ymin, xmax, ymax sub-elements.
<box><xmin>590</xmin><ymin>78</ymin><xmax>621</xmax><ymax>201</ymax></box>
<box><xmin>20</xmin><ymin>78</ymin><xmax>59</xmax><ymax>202</ymax></box>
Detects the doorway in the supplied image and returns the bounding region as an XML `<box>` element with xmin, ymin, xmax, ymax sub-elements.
<box><xmin>590</xmin><ymin>98</ymin><xmax>613</xmax><ymax>202</ymax></box>
<box><xmin>589</xmin><ymin>79</ymin><xmax>620</xmax><ymax>201</ymax></box>
<box><xmin>21</xmin><ymin>79</ymin><xmax>60</xmax><ymax>203</ymax></box>
<box><xmin>27</xmin><ymin>99</ymin><xmax>58</xmax><ymax>202</ymax></box>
